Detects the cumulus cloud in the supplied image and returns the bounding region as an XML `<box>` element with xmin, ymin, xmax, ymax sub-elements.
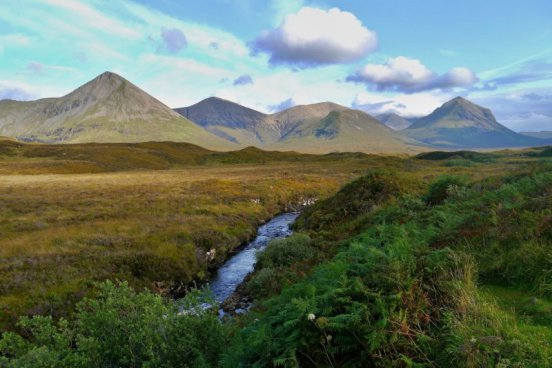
<box><xmin>251</xmin><ymin>7</ymin><xmax>377</xmax><ymax>68</ymax></box>
<box><xmin>233</xmin><ymin>74</ymin><xmax>254</xmax><ymax>86</ymax></box>
<box><xmin>347</xmin><ymin>56</ymin><xmax>478</xmax><ymax>93</ymax></box>
<box><xmin>160</xmin><ymin>28</ymin><xmax>187</xmax><ymax>53</ymax></box>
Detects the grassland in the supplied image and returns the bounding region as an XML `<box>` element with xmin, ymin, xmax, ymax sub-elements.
<box><xmin>1</xmin><ymin>139</ymin><xmax>552</xmax><ymax>366</ymax></box>
<box><xmin>0</xmin><ymin>139</ymin><xmax>407</xmax><ymax>328</ymax></box>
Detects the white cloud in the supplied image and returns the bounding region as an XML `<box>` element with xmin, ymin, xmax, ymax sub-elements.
<box><xmin>43</xmin><ymin>0</ymin><xmax>140</xmax><ymax>39</ymax></box>
<box><xmin>252</xmin><ymin>7</ymin><xmax>378</xmax><ymax>68</ymax></box>
<box><xmin>348</xmin><ymin>56</ymin><xmax>478</xmax><ymax>93</ymax></box>
<box><xmin>140</xmin><ymin>54</ymin><xmax>229</xmax><ymax>77</ymax></box>
<box><xmin>353</xmin><ymin>90</ymin><xmax>452</xmax><ymax>117</ymax></box>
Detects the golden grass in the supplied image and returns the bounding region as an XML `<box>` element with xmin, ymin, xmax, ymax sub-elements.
<box><xmin>0</xmin><ymin>139</ymin><xmax>548</xmax><ymax>329</ymax></box>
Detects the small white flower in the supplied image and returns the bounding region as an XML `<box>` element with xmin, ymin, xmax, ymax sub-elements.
<box><xmin>307</xmin><ymin>313</ymin><xmax>316</xmax><ymax>321</ymax></box>
<box><xmin>470</xmin><ymin>337</ymin><xmax>477</xmax><ymax>343</ymax></box>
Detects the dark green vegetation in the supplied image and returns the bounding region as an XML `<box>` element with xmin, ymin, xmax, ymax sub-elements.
<box><xmin>1</xmin><ymin>142</ymin><xmax>552</xmax><ymax>367</ymax></box>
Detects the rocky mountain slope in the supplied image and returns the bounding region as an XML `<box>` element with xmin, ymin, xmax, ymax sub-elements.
<box><xmin>0</xmin><ymin>72</ymin><xmax>236</xmax><ymax>150</ymax></box>
<box><xmin>176</xmin><ymin>99</ymin><xmax>422</xmax><ymax>153</ymax></box>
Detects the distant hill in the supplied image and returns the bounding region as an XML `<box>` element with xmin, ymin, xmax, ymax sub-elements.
<box><xmin>176</xmin><ymin>99</ymin><xmax>423</xmax><ymax>153</ymax></box>
<box><xmin>0</xmin><ymin>72</ymin><xmax>236</xmax><ymax>150</ymax></box>
<box><xmin>521</xmin><ymin>131</ymin><xmax>552</xmax><ymax>139</ymax></box>
<box><xmin>376</xmin><ymin>113</ymin><xmax>413</xmax><ymax>130</ymax></box>
<box><xmin>269</xmin><ymin>109</ymin><xmax>423</xmax><ymax>154</ymax></box>
<box><xmin>404</xmin><ymin>97</ymin><xmax>545</xmax><ymax>148</ymax></box>
<box><xmin>174</xmin><ymin>97</ymin><xmax>269</xmax><ymax>145</ymax></box>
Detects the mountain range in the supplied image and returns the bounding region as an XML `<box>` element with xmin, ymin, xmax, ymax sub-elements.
<box><xmin>0</xmin><ymin>72</ymin><xmax>548</xmax><ymax>153</ymax></box>
<box><xmin>176</xmin><ymin>98</ymin><xmax>421</xmax><ymax>153</ymax></box>
<box><xmin>0</xmin><ymin>72</ymin><xmax>236</xmax><ymax>150</ymax></box>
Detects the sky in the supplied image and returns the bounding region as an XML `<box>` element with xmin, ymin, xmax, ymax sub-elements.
<box><xmin>0</xmin><ymin>0</ymin><xmax>551</xmax><ymax>132</ymax></box>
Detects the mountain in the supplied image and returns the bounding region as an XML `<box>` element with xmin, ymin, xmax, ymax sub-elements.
<box><xmin>174</xmin><ymin>97</ymin><xmax>269</xmax><ymax>145</ymax></box>
<box><xmin>376</xmin><ymin>113</ymin><xmax>413</xmax><ymax>130</ymax></box>
<box><xmin>0</xmin><ymin>72</ymin><xmax>236</xmax><ymax>150</ymax></box>
<box><xmin>268</xmin><ymin>109</ymin><xmax>423</xmax><ymax>154</ymax></box>
<box><xmin>175</xmin><ymin>99</ymin><xmax>422</xmax><ymax>153</ymax></box>
<box><xmin>404</xmin><ymin>97</ymin><xmax>544</xmax><ymax>148</ymax></box>
<box><xmin>521</xmin><ymin>131</ymin><xmax>552</xmax><ymax>139</ymax></box>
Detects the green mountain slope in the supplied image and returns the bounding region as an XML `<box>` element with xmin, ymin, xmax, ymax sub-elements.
<box><xmin>176</xmin><ymin>99</ymin><xmax>423</xmax><ymax>153</ymax></box>
<box><xmin>269</xmin><ymin>109</ymin><xmax>424</xmax><ymax>154</ymax></box>
<box><xmin>0</xmin><ymin>72</ymin><xmax>236</xmax><ymax>150</ymax></box>
<box><xmin>405</xmin><ymin>97</ymin><xmax>544</xmax><ymax>148</ymax></box>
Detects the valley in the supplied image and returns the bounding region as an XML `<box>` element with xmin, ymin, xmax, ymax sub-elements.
<box><xmin>1</xmin><ymin>141</ymin><xmax>551</xmax><ymax>366</ymax></box>
<box><xmin>2</xmin><ymin>1</ymin><xmax>551</xmax><ymax>366</ymax></box>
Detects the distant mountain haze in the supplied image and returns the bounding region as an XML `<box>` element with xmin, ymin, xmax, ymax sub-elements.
<box><xmin>0</xmin><ymin>72</ymin><xmax>237</xmax><ymax>150</ymax></box>
<box><xmin>404</xmin><ymin>97</ymin><xmax>546</xmax><ymax>148</ymax></box>
<box><xmin>0</xmin><ymin>72</ymin><xmax>548</xmax><ymax>153</ymax></box>
<box><xmin>376</xmin><ymin>113</ymin><xmax>413</xmax><ymax>130</ymax></box>
<box><xmin>521</xmin><ymin>131</ymin><xmax>552</xmax><ymax>139</ymax></box>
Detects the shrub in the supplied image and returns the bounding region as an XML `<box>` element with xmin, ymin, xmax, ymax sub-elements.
<box><xmin>246</xmin><ymin>267</ymin><xmax>279</xmax><ymax>299</ymax></box>
<box><xmin>424</xmin><ymin>175</ymin><xmax>468</xmax><ymax>206</ymax></box>
<box><xmin>255</xmin><ymin>233</ymin><xmax>314</xmax><ymax>269</ymax></box>
<box><xmin>0</xmin><ymin>281</ymin><xmax>227</xmax><ymax>368</ymax></box>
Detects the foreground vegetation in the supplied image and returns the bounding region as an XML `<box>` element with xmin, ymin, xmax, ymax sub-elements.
<box><xmin>1</xmin><ymin>140</ymin><xmax>552</xmax><ymax>366</ymax></box>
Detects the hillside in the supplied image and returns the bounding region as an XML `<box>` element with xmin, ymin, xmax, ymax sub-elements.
<box><xmin>376</xmin><ymin>112</ymin><xmax>413</xmax><ymax>130</ymax></box>
<box><xmin>269</xmin><ymin>109</ymin><xmax>423</xmax><ymax>153</ymax></box>
<box><xmin>0</xmin><ymin>72</ymin><xmax>236</xmax><ymax>150</ymax></box>
<box><xmin>176</xmin><ymin>99</ymin><xmax>423</xmax><ymax>153</ymax></box>
<box><xmin>174</xmin><ymin>97</ymin><xmax>270</xmax><ymax>145</ymax></box>
<box><xmin>405</xmin><ymin>97</ymin><xmax>544</xmax><ymax>148</ymax></box>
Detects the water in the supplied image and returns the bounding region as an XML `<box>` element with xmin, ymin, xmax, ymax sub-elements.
<box><xmin>209</xmin><ymin>212</ymin><xmax>298</xmax><ymax>304</ymax></box>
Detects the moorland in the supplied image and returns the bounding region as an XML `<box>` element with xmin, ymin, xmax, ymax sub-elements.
<box><xmin>1</xmin><ymin>137</ymin><xmax>551</xmax><ymax>367</ymax></box>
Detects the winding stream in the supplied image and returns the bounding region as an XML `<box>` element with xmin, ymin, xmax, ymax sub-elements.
<box><xmin>209</xmin><ymin>212</ymin><xmax>299</xmax><ymax>304</ymax></box>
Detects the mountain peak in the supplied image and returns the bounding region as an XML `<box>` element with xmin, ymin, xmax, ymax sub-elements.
<box><xmin>444</xmin><ymin>96</ymin><xmax>474</xmax><ymax>107</ymax></box>
<box><xmin>93</xmin><ymin>71</ymin><xmax>126</xmax><ymax>83</ymax></box>
<box><xmin>174</xmin><ymin>96</ymin><xmax>266</xmax><ymax>130</ymax></box>
<box><xmin>376</xmin><ymin>112</ymin><xmax>412</xmax><ymax>130</ymax></box>
<box><xmin>404</xmin><ymin>96</ymin><xmax>542</xmax><ymax>148</ymax></box>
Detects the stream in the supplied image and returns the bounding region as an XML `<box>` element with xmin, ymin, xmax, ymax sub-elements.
<box><xmin>209</xmin><ymin>212</ymin><xmax>299</xmax><ymax>307</ymax></box>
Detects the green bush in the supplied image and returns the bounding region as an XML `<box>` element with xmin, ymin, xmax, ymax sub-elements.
<box><xmin>0</xmin><ymin>281</ymin><xmax>226</xmax><ymax>368</ymax></box>
<box><xmin>245</xmin><ymin>267</ymin><xmax>279</xmax><ymax>299</ymax></box>
<box><xmin>256</xmin><ymin>233</ymin><xmax>314</xmax><ymax>269</ymax></box>
<box><xmin>424</xmin><ymin>175</ymin><xmax>468</xmax><ymax>206</ymax></box>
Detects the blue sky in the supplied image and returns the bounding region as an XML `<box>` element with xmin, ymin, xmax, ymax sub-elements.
<box><xmin>1</xmin><ymin>0</ymin><xmax>551</xmax><ymax>131</ymax></box>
